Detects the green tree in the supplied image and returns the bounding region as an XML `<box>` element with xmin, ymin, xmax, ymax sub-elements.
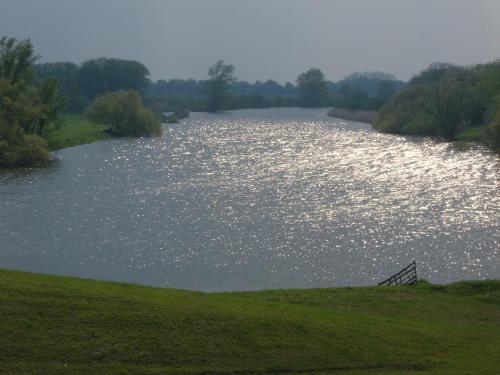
<box><xmin>376</xmin><ymin>63</ymin><xmax>490</xmax><ymax>142</ymax></box>
<box><xmin>0</xmin><ymin>37</ymin><xmax>51</xmax><ymax>167</ymax></box>
<box><xmin>337</xmin><ymin>83</ymin><xmax>382</xmax><ymax>111</ymax></box>
<box><xmin>78</xmin><ymin>58</ymin><xmax>150</xmax><ymax>99</ymax></box>
<box><xmin>377</xmin><ymin>80</ymin><xmax>395</xmax><ymax>101</ymax></box>
<box><xmin>20</xmin><ymin>77</ymin><xmax>63</xmax><ymax>137</ymax></box>
<box><xmin>34</xmin><ymin>62</ymin><xmax>87</xmax><ymax>112</ymax></box>
<box><xmin>85</xmin><ymin>90</ymin><xmax>162</xmax><ymax>137</ymax></box>
<box><xmin>297</xmin><ymin>68</ymin><xmax>328</xmax><ymax>107</ymax></box>
<box><xmin>206</xmin><ymin>60</ymin><xmax>236</xmax><ymax>112</ymax></box>
<box><xmin>422</xmin><ymin>71</ymin><xmax>479</xmax><ymax>140</ymax></box>
<box><xmin>0</xmin><ymin>36</ymin><xmax>37</xmax><ymax>86</ymax></box>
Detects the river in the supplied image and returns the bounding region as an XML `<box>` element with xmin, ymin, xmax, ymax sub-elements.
<box><xmin>0</xmin><ymin>108</ymin><xmax>498</xmax><ymax>291</ymax></box>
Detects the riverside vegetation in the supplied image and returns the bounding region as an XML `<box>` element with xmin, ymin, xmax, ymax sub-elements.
<box><xmin>0</xmin><ymin>37</ymin><xmax>162</xmax><ymax>168</ymax></box>
<box><xmin>45</xmin><ymin>114</ymin><xmax>110</xmax><ymax>150</ymax></box>
<box><xmin>0</xmin><ymin>269</ymin><xmax>499</xmax><ymax>374</ymax></box>
<box><xmin>375</xmin><ymin>62</ymin><xmax>500</xmax><ymax>150</ymax></box>
<box><xmin>1</xmin><ymin>36</ymin><xmax>407</xmax><ymax>168</ymax></box>
<box><xmin>4</xmin><ymin>36</ymin><xmax>499</xmax><ymax>168</ymax></box>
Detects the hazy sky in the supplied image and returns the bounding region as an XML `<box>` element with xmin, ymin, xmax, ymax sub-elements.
<box><xmin>1</xmin><ymin>0</ymin><xmax>499</xmax><ymax>83</ymax></box>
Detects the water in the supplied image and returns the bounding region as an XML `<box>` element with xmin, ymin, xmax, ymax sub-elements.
<box><xmin>0</xmin><ymin>108</ymin><xmax>498</xmax><ymax>291</ymax></box>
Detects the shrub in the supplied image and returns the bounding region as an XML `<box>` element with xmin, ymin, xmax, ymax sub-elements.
<box><xmin>0</xmin><ymin>132</ymin><xmax>49</xmax><ymax>167</ymax></box>
<box><xmin>17</xmin><ymin>134</ymin><xmax>50</xmax><ymax>165</ymax></box>
<box><xmin>86</xmin><ymin>90</ymin><xmax>162</xmax><ymax>137</ymax></box>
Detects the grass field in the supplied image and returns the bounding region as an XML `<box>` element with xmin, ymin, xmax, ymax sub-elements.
<box><xmin>0</xmin><ymin>269</ymin><xmax>499</xmax><ymax>374</ymax></box>
<box><xmin>46</xmin><ymin>114</ymin><xmax>111</xmax><ymax>150</ymax></box>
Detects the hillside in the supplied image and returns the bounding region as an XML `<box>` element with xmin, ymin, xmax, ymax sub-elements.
<box><xmin>0</xmin><ymin>269</ymin><xmax>499</xmax><ymax>374</ymax></box>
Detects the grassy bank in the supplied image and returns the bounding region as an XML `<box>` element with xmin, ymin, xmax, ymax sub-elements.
<box><xmin>455</xmin><ymin>127</ymin><xmax>483</xmax><ymax>143</ymax></box>
<box><xmin>0</xmin><ymin>270</ymin><xmax>499</xmax><ymax>374</ymax></box>
<box><xmin>46</xmin><ymin>114</ymin><xmax>111</xmax><ymax>150</ymax></box>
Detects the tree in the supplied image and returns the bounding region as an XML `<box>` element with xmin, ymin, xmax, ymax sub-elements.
<box><xmin>297</xmin><ymin>68</ymin><xmax>328</xmax><ymax>107</ymax></box>
<box><xmin>78</xmin><ymin>58</ymin><xmax>150</xmax><ymax>99</ymax></box>
<box><xmin>206</xmin><ymin>60</ymin><xmax>236</xmax><ymax>112</ymax></box>
<box><xmin>338</xmin><ymin>83</ymin><xmax>373</xmax><ymax>110</ymax></box>
<box><xmin>0</xmin><ymin>36</ymin><xmax>37</xmax><ymax>87</ymax></box>
<box><xmin>422</xmin><ymin>71</ymin><xmax>475</xmax><ymax>140</ymax></box>
<box><xmin>377</xmin><ymin>80</ymin><xmax>395</xmax><ymax>101</ymax></box>
<box><xmin>375</xmin><ymin>62</ymin><xmax>490</xmax><ymax>141</ymax></box>
<box><xmin>85</xmin><ymin>90</ymin><xmax>162</xmax><ymax>137</ymax></box>
<box><xmin>8</xmin><ymin>77</ymin><xmax>63</xmax><ymax>138</ymax></box>
<box><xmin>34</xmin><ymin>62</ymin><xmax>87</xmax><ymax>112</ymax></box>
<box><xmin>0</xmin><ymin>37</ymin><xmax>52</xmax><ymax>167</ymax></box>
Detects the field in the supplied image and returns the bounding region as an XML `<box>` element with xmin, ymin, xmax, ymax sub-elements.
<box><xmin>46</xmin><ymin>114</ymin><xmax>111</xmax><ymax>150</ymax></box>
<box><xmin>1</xmin><ymin>270</ymin><xmax>499</xmax><ymax>374</ymax></box>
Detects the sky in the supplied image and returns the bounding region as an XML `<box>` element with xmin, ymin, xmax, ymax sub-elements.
<box><xmin>1</xmin><ymin>0</ymin><xmax>499</xmax><ymax>83</ymax></box>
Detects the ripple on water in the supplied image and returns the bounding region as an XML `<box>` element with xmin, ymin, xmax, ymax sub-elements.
<box><xmin>0</xmin><ymin>108</ymin><xmax>498</xmax><ymax>291</ymax></box>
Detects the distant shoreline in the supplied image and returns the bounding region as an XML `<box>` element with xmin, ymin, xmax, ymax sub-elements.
<box><xmin>327</xmin><ymin>107</ymin><xmax>377</xmax><ymax>124</ymax></box>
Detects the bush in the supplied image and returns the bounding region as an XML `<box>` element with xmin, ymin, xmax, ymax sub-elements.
<box><xmin>86</xmin><ymin>90</ymin><xmax>162</xmax><ymax>137</ymax></box>
<box><xmin>0</xmin><ymin>133</ymin><xmax>49</xmax><ymax>167</ymax></box>
<box><xmin>17</xmin><ymin>134</ymin><xmax>50</xmax><ymax>165</ymax></box>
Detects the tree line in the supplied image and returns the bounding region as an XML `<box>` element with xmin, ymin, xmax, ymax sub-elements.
<box><xmin>145</xmin><ymin>63</ymin><xmax>405</xmax><ymax>116</ymax></box>
<box><xmin>34</xmin><ymin>58</ymin><xmax>151</xmax><ymax>112</ymax></box>
<box><xmin>149</xmin><ymin>78</ymin><xmax>299</xmax><ymax>97</ymax></box>
<box><xmin>34</xmin><ymin>56</ymin><xmax>404</xmax><ymax>115</ymax></box>
<box><xmin>136</xmin><ymin>70</ymin><xmax>405</xmax><ymax>102</ymax></box>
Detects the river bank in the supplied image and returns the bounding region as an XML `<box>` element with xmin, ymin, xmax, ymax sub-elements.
<box><xmin>1</xmin><ymin>268</ymin><xmax>499</xmax><ymax>374</ymax></box>
<box><xmin>46</xmin><ymin>109</ymin><xmax>496</xmax><ymax>153</ymax></box>
<box><xmin>46</xmin><ymin>114</ymin><xmax>110</xmax><ymax>150</ymax></box>
<box><xmin>327</xmin><ymin>107</ymin><xmax>377</xmax><ymax>123</ymax></box>
<box><xmin>327</xmin><ymin>108</ymin><xmax>499</xmax><ymax>152</ymax></box>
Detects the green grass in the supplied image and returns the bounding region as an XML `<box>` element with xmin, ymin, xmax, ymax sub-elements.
<box><xmin>0</xmin><ymin>269</ymin><xmax>499</xmax><ymax>374</ymax></box>
<box><xmin>456</xmin><ymin>127</ymin><xmax>483</xmax><ymax>142</ymax></box>
<box><xmin>46</xmin><ymin>114</ymin><xmax>111</xmax><ymax>150</ymax></box>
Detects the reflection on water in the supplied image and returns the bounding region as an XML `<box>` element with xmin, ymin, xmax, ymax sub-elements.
<box><xmin>0</xmin><ymin>108</ymin><xmax>498</xmax><ymax>291</ymax></box>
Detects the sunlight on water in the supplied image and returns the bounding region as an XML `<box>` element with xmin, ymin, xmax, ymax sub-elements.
<box><xmin>0</xmin><ymin>108</ymin><xmax>498</xmax><ymax>291</ymax></box>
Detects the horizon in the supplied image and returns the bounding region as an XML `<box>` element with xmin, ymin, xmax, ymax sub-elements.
<box><xmin>1</xmin><ymin>0</ymin><xmax>499</xmax><ymax>83</ymax></box>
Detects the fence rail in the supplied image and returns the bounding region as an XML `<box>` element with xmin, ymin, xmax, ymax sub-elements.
<box><xmin>378</xmin><ymin>261</ymin><xmax>417</xmax><ymax>286</ymax></box>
